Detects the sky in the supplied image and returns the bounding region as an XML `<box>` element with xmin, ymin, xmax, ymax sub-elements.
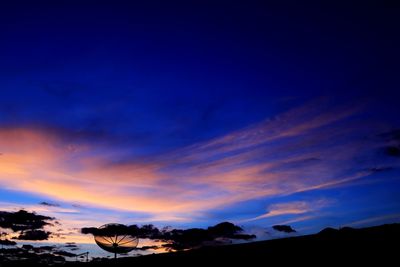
<box><xmin>0</xmin><ymin>0</ymin><xmax>400</xmax><ymax>245</ymax></box>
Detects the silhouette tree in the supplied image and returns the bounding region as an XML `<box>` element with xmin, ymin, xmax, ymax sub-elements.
<box><xmin>273</xmin><ymin>225</ymin><xmax>296</xmax><ymax>233</ymax></box>
<box><xmin>82</xmin><ymin>221</ymin><xmax>256</xmax><ymax>251</ymax></box>
<box><xmin>0</xmin><ymin>210</ymin><xmax>54</xmax><ymax>241</ymax></box>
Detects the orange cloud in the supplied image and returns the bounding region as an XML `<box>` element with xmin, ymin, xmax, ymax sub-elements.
<box><xmin>0</xmin><ymin>99</ymin><xmax>393</xmax><ymax>225</ymax></box>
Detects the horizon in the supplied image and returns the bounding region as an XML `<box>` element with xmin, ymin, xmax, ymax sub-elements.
<box><xmin>1</xmin><ymin>0</ymin><xmax>400</xmax><ymax>254</ymax></box>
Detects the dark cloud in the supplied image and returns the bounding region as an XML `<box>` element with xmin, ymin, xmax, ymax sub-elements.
<box><xmin>39</xmin><ymin>201</ymin><xmax>60</xmax><ymax>207</ymax></box>
<box><xmin>378</xmin><ymin>129</ymin><xmax>400</xmax><ymax>142</ymax></box>
<box><xmin>368</xmin><ymin>167</ymin><xmax>394</xmax><ymax>173</ymax></box>
<box><xmin>384</xmin><ymin>146</ymin><xmax>400</xmax><ymax>157</ymax></box>
<box><xmin>13</xmin><ymin>230</ymin><xmax>51</xmax><ymax>241</ymax></box>
<box><xmin>82</xmin><ymin>222</ymin><xmax>255</xmax><ymax>250</ymax></box>
<box><xmin>272</xmin><ymin>225</ymin><xmax>296</xmax><ymax>233</ymax></box>
<box><xmin>378</xmin><ymin>129</ymin><xmax>400</xmax><ymax>157</ymax></box>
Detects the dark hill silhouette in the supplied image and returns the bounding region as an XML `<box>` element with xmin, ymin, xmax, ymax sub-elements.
<box><xmin>317</xmin><ymin>226</ymin><xmax>339</xmax><ymax>235</ymax></box>
<box><xmin>69</xmin><ymin>223</ymin><xmax>400</xmax><ymax>266</ymax></box>
<box><xmin>1</xmin><ymin>223</ymin><xmax>399</xmax><ymax>266</ymax></box>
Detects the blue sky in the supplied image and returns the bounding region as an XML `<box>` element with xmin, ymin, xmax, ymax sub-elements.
<box><xmin>0</xmin><ymin>1</ymin><xmax>399</xmax><ymax>243</ymax></box>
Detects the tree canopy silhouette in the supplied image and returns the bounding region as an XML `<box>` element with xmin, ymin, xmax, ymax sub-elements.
<box><xmin>273</xmin><ymin>225</ymin><xmax>296</xmax><ymax>233</ymax></box>
<box><xmin>82</xmin><ymin>221</ymin><xmax>255</xmax><ymax>250</ymax></box>
<box><xmin>14</xmin><ymin>229</ymin><xmax>51</xmax><ymax>240</ymax></box>
<box><xmin>0</xmin><ymin>239</ymin><xmax>17</xmax><ymax>246</ymax></box>
<box><xmin>0</xmin><ymin>210</ymin><xmax>55</xmax><ymax>240</ymax></box>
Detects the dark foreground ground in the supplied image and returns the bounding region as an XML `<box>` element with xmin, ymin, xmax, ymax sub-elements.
<box><xmin>2</xmin><ymin>223</ymin><xmax>399</xmax><ymax>266</ymax></box>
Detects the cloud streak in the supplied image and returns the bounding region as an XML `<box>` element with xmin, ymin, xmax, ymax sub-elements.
<box><xmin>346</xmin><ymin>213</ymin><xmax>400</xmax><ymax>227</ymax></box>
<box><xmin>242</xmin><ymin>199</ymin><xmax>332</xmax><ymax>222</ymax></box>
<box><xmin>0</xmin><ymin>98</ymin><xmax>398</xmax><ymax>229</ymax></box>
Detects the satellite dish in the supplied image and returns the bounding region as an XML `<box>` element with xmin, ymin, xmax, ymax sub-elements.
<box><xmin>93</xmin><ymin>223</ymin><xmax>139</xmax><ymax>259</ymax></box>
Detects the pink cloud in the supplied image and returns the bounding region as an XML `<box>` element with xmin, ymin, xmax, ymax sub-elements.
<box><xmin>0</xmin><ymin>99</ymin><xmax>395</xmax><ymax>225</ymax></box>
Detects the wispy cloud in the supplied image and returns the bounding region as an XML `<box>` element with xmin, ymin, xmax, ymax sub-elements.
<box><xmin>0</xmin><ymin>98</ymin><xmax>397</xmax><ymax>228</ymax></box>
<box><xmin>241</xmin><ymin>199</ymin><xmax>332</xmax><ymax>222</ymax></box>
<box><xmin>345</xmin><ymin>213</ymin><xmax>400</xmax><ymax>227</ymax></box>
<box><xmin>278</xmin><ymin>215</ymin><xmax>319</xmax><ymax>225</ymax></box>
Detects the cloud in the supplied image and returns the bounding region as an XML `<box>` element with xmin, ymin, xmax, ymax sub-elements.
<box><xmin>39</xmin><ymin>202</ymin><xmax>60</xmax><ymax>207</ymax></box>
<box><xmin>367</xmin><ymin>167</ymin><xmax>393</xmax><ymax>173</ymax></box>
<box><xmin>242</xmin><ymin>199</ymin><xmax>332</xmax><ymax>222</ymax></box>
<box><xmin>378</xmin><ymin>129</ymin><xmax>400</xmax><ymax>157</ymax></box>
<box><xmin>384</xmin><ymin>146</ymin><xmax>400</xmax><ymax>157</ymax></box>
<box><xmin>0</xmin><ymin>98</ymin><xmax>398</xmax><ymax>225</ymax></box>
<box><xmin>278</xmin><ymin>215</ymin><xmax>318</xmax><ymax>225</ymax></box>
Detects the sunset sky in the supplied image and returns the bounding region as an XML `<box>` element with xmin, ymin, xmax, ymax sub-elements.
<box><xmin>1</xmin><ymin>1</ymin><xmax>399</xmax><ymax>244</ymax></box>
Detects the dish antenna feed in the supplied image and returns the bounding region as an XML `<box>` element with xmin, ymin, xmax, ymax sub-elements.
<box><xmin>93</xmin><ymin>223</ymin><xmax>139</xmax><ymax>259</ymax></box>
